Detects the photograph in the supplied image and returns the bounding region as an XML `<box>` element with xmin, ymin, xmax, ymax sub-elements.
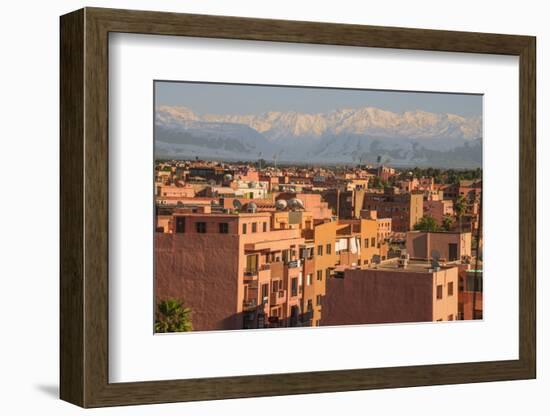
<box><xmin>153</xmin><ymin>81</ymin><xmax>483</xmax><ymax>333</ymax></box>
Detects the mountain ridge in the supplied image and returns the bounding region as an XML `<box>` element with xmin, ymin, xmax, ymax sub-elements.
<box><xmin>154</xmin><ymin>104</ymin><xmax>482</xmax><ymax>168</ymax></box>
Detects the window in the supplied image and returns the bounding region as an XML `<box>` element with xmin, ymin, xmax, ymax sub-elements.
<box><xmin>272</xmin><ymin>280</ymin><xmax>281</xmax><ymax>292</ymax></box>
<box><xmin>175</xmin><ymin>217</ymin><xmax>185</xmax><ymax>233</ymax></box>
<box><xmin>326</xmin><ymin>243</ymin><xmax>332</xmax><ymax>254</ymax></box>
<box><xmin>219</xmin><ymin>222</ymin><xmax>229</xmax><ymax>234</ymax></box>
<box><xmin>261</xmin><ymin>283</ymin><xmax>269</xmax><ymax>301</ymax></box>
<box><xmin>371</xmin><ymin>237</ymin><xmax>376</xmax><ymax>247</ymax></box>
<box><xmin>306</xmin><ymin>274</ymin><xmax>312</xmax><ymax>286</ymax></box>
<box><xmin>252</xmin><ymin>222</ymin><xmax>257</xmax><ymax>233</ymax></box>
<box><xmin>262</xmin><ymin>222</ymin><xmax>267</xmax><ymax>232</ymax></box>
<box><xmin>316</xmin><ymin>270</ymin><xmax>323</xmax><ymax>281</ymax></box>
<box><xmin>317</xmin><ymin>245</ymin><xmax>323</xmax><ymax>256</ymax></box>
<box><xmin>242</xmin><ymin>223</ymin><xmax>247</xmax><ymax>234</ymax></box>
<box><xmin>196</xmin><ymin>222</ymin><xmax>206</xmax><ymax>233</ymax></box>
<box><xmin>316</xmin><ymin>295</ymin><xmax>322</xmax><ymax>306</ymax></box>
<box><xmin>448</xmin><ymin>314</ymin><xmax>454</xmax><ymax>321</ymax></box>
<box><xmin>282</xmin><ymin>249</ymin><xmax>290</xmax><ymax>263</ymax></box>
<box><xmin>325</xmin><ymin>268</ymin><xmax>330</xmax><ymax>280</ymax></box>
<box><xmin>291</xmin><ymin>278</ymin><xmax>298</xmax><ymax>297</ymax></box>
<box><xmin>447</xmin><ymin>281</ymin><xmax>454</xmax><ymax>296</ymax></box>
<box><xmin>436</xmin><ymin>284</ymin><xmax>443</xmax><ymax>299</ymax></box>
<box><xmin>357</xmin><ymin>259</ymin><xmax>361</xmax><ymax>266</ymax></box>
<box><xmin>364</xmin><ymin>238</ymin><xmax>369</xmax><ymax>248</ymax></box>
<box><xmin>307</xmin><ymin>299</ymin><xmax>313</xmax><ymax>312</ymax></box>
<box><xmin>246</xmin><ymin>255</ymin><xmax>258</xmax><ymax>274</ymax></box>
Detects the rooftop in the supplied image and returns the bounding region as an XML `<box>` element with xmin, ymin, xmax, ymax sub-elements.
<box><xmin>370</xmin><ymin>258</ymin><xmax>459</xmax><ymax>274</ymax></box>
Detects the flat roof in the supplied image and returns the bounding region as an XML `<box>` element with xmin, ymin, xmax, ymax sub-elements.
<box><xmin>368</xmin><ymin>259</ymin><xmax>459</xmax><ymax>274</ymax></box>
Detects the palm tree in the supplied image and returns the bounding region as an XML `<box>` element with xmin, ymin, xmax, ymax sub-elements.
<box><xmin>442</xmin><ymin>214</ymin><xmax>454</xmax><ymax>231</ymax></box>
<box><xmin>155</xmin><ymin>299</ymin><xmax>193</xmax><ymax>333</ymax></box>
<box><xmin>454</xmin><ymin>196</ymin><xmax>467</xmax><ymax>231</ymax></box>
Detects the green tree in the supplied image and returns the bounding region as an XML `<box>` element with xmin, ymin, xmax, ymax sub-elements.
<box><xmin>414</xmin><ymin>215</ymin><xmax>440</xmax><ymax>232</ymax></box>
<box><xmin>442</xmin><ymin>214</ymin><xmax>454</xmax><ymax>231</ymax></box>
<box><xmin>454</xmin><ymin>196</ymin><xmax>468</xmax><ymax>231</ymax></box>
<box><xmin>371</xmin><ymin>176</ymin><xmax>387</xmax><ymax>189</ymax></box>
<box><xmin>155</xmin><ymin>299</ymin><xmax>193</xmax><ymax>333</ymax></box>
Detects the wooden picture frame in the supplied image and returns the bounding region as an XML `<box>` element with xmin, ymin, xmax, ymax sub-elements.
<box><xmin>60</xmin><ymin>7</ymin><xmax>536</xmax><ymax>408</ymax></box>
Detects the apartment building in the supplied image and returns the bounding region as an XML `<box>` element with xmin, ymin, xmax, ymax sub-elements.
<box><xmin>156</xmin><ymin>210</ymin><xmax>309</xmax><ymax>331</ymax></box>
<box><xmin>322</xmin><ymin>260</ymin><xmax>459</xmax><ymax>325</ymax></box>
<box><xmin>363</xmin><ymin>188</ymin><xmax>424</xmax><ymax>232</ymax></box>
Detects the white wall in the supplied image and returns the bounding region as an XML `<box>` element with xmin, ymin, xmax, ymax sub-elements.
<box><xmin>0</xmin><ymin>0</ymin><xmax>545</xmax><ymax>414</ymax></box>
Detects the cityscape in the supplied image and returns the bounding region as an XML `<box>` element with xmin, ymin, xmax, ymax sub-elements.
<box><xmin>153</xmin><ymin>82</ymin><xmax>483</xmax><ymax>333</ymax></box>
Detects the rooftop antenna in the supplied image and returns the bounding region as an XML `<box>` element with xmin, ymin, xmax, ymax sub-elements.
<box><xmin>258</xmin><ymin>152</ymin><xmax>263</xmax><ymax>171</ymax></box>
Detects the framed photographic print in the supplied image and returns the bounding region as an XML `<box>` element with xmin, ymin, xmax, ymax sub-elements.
<box><xmin>60</xmin><ymin>7</ymin><xmax>536</xmax><ymax>408</ymax></box>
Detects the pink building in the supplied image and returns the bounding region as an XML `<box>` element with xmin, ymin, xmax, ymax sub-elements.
<box><xmin>322</xmin><ymin>260</ymin><xmax>459</xmax><ymax>325</ymax></box>
<box><xmin>406</xmin><ymin>231</ymin><xmax>471</xmax><ymax>262</ymax></box>
<box><xmin>156</xmin><ymin>184</ymin><xmax>195</xmax><ymax>198</ymax></box>
<box><xmin>275</xmin><ymin>192</ymin><xmax>333</xmax><ymax>221</ymax></box>
<box><xmin>423</xmin><ymin>199</ymin><xmax>454</xmax><ymax>226</ymax></box>
<box><xmin>155</xmin><ymin>211</ymin><xmax>308</xmax><ymax>331</ymax></box>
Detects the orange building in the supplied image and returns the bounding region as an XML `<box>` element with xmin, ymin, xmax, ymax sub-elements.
<box><xmin>363</xmin><ymin>189</ymin><xmax>423</xmax><ymax>232</ymax></box>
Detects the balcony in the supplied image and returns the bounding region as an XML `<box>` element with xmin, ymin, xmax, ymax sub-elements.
<box><xmin>242</xmin><ymin>299</ymin><xmax>258</xmax><ymax>311</ymax></box>
<box><xmin>270</xmin><ymin>290</ymin><xmax>287</xmax><ymax>306</ymax></box>
<box><xmin>286</xmin><ymin>259</ymin><xmax>302</xmax><ymax>269</ymax></box>
<box><xmin>243</xmin><ymin>269</ymin><xmax>258</xmax><ymax>281</ymax></box>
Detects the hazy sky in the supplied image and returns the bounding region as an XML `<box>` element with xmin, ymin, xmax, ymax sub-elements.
<box><xmin>155</xmin><ymin>81</ymin><xmax>482</xmax><ymax>118</ymax></box>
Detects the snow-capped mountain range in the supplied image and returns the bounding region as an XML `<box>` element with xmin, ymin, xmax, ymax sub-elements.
<box><xmin>155</xmin><ymin>105</ymin><xmax>482</xmax><ymax>168</ymax></box>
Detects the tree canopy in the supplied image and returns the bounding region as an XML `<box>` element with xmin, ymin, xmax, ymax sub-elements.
<box><xmin>155</xmin><ymin>299</ymin><xmax>193</xmax><ymax>333</ymax></box>
<box><xmin>414</xmin><ymin>215</ymin><xmax>440</xmax><ymax>232</ymax></box>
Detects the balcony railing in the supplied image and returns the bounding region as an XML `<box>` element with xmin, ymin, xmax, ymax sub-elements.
<box><xmin>242</xmin><ymin>299</ymin><xmax>258</xmax><ymax>310</ymax></box>
<box><xmin>243</xmin><ymin>269</ymin><xmax>258</xmax><ymax>280</ymax></box>
<box><xmin>270</xmin><ymin>290</ymin><xmax>287</xmax><ymax>305</ymax></box>
<box><xmin>286</xmin><ymin>259</ymin><xmax>301</xmax><ymax>269</ymax></box>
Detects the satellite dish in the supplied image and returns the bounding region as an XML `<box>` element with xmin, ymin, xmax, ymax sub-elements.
<box><xmin>431</xmin><ymin>250</ymin><xmax>441</xmax><ymax>269</ymax></box>
<box><xmin>288</xmin><ymin>198</ymin><xmax>302</xmax><ymax>210</ymax></box>
<box><xmin>224</xmin><ymin>173</ymin><xmax>233</xmax><ymax>181</ymax></box>
<box><xmin>232</xmin><ymin>199</ymin><xmax>242</xmax><ymax>210</ymax></box>
<box><xmin>275</xmin><ymin>199</ymin><xmax>288</xmax><ymax>210</ymax></box>
<box><xmin>247</xmin><ymin>202</ymin><xmax>258</xmax><ymax>213</ymax></box>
